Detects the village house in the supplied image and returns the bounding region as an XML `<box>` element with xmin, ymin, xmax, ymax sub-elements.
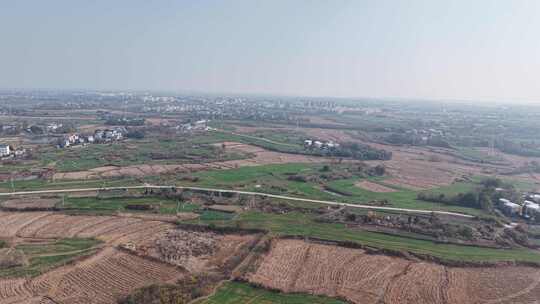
<box><xmin>0</xmin><ymin>144</ymin><xmax>10</xmax><ymax>157</ymax></box>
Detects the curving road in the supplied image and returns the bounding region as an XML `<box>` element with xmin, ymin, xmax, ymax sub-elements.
<box><xmin>0</xmin><ymin>184</ymin><xmax>474</xmax><ymax>218</ymax></box>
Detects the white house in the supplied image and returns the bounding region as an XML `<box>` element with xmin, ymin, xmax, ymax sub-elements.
<box><xmin>0</xmin><ymin>144</ymin><xmax>10</xmax><ymax>157</ymax></box>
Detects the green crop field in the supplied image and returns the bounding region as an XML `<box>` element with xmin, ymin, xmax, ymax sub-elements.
<box><xmin>188</xmin><ymin>162</ymin><xmax>486</xmax><ymax>216</ymax></box>
<box><xmin>38</xmin><ymin>136</ymin><xmax>251</xmax><ymax>172</ymax></box>
<box><xmin>0</xmin><ymin>238</ymin><xmax>101</xmax><ymax>278</ymax></box>
<box><xmin>197</xmin><ymin>281</ymin><xmax>346</xmax><ymax>304</ymax></box>
<box><xmin>60</xmin><ymin>195</ymin><xmax>201</xmax><ymax>215</ymax></box>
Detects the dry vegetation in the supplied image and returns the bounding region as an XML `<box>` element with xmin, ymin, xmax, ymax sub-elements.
<box><xmin>0</xmin><ymin>211</ymin><xmax>259</xmax><ymax>304</ymax></box>
<box><xmin>355</xmin><ymin>180</ymin><xmax>397</xmax><ymax>192</ymax></box>
<box><xmin>247</xmin><ymin>239</ymin><xmax>540</xmax><ymax>304</ymax></box>
<box><xmin>0</xmin><ymin>247</ymin><xmax>185</xmax><ymax>304</ymax></box>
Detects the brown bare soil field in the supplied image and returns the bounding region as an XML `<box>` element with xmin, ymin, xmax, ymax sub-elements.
<box><xmin>355</xmin><ymin>180</ymin><xmax>397</xmax><ymax>193</ymax></box>
<box><xmin>0</xmin><ymin>198</ymin><xmax>59</xmax><ymax>211</ymax></box>
<box><xmin>0</xmin><ymin>212</ymin><xmax>175</xmax><ymax>245</ymax></box>
<box><xmin>247</xmin><ymin>239</ymin><xmax>540</xmax><ymax>304</ymax></box>
<box><xmin>0</xmin><ymin>248</ymin><xmax>185</xmax><ymax>304</ymax></box>
<box><xmin>117</xmin><ymin>212</ymin><xmax>199</xmax><ymax>223</ymax></box>
<box><xmin>0</xmin><ymin>212</ymin><xmax>52</xmax><ymax>238</ymax></box>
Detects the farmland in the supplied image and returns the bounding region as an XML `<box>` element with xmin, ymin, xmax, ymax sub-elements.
<box><xmin>38</xmin><ymin>136</ymin><xmax>253</xmax><ymax>172</ymax></box>
<box><xmin>0</xmin><ymin>238</ymin><xmax>101</xmax><ymax>278</ymax></box>
<box><xmin>188</xmin><ymin>162</ymin><xmax>487</xmax><ymax>216</ymax></box>
<box><xmin>247</xmin><ymin>239</ymin><xmax>540</xmax><ymax>304</ymax></box>
<box><xmin>3</xmin><ymin>93</ymin><xmax>540</xmax><ymax>303</ymax></box>
<box><xmin>195</xmin><ymin>211</ymin><xmax>540</xmax><ymax>264</ymax></box>
<box><xmin>197</xmin><ymin>281</ymin><xmax>346</xmax><ymax>304</ymax></box>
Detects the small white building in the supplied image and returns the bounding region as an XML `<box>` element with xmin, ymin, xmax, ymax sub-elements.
<box><xmin>0</xmin><ymin>144</ymin><xmax>10</xmax><ymax>156</ymax></box>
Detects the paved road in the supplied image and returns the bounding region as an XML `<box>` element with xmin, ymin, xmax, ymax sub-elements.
<box><xmin>0</xmin><ymin>185</ymin><xmax>474</xmax><ymax>218</ymax></box>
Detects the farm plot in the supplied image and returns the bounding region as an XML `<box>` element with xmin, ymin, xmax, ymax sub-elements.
<box><xmin>0</xmin><ymin>212</ymin><xmax>52</xmax><ymax>238</ymax></box>
<box><xmin>1</xmin><ymin>212</ymin><xmax>176</xmax><ymax>247</ymax></box>
<box><xmin>0</xmin><ymin>198</ymin><xmax>59</xmax><ymax>211</ymax></box>
<box><xmin>40</xmin><ymin>137</ymin><xmax>252</xmax><ymax>173</ymax></box>
<box><xmin>198</xmin><ymin>281</ymin><xmax>346</xmax><ymax>304</ymax></box>
<box><xmin>0</xmin><ymin>238</ymin><xmax>101</xmax><ymax>278</ymax></box>
<box><xmin>53</xmin><ymin>142</ymin><xmax>336</xmax><ymax>180</ymax></box>
<box><xmin>0</xmin><ymin>247</ymin><xmax>186</xmax><ymax>304</ymax></box>
<box><xmin>0</xmin><ymin>211</ymin><xmax>261</xmax><ymax>304</ymax></box>
<box><xmin>247</xmin><ymin>239</ymin><xmax>540</xmax><ymax>304</ymax></box>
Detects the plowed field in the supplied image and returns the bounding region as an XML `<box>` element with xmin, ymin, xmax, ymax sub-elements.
<box><xmin>0</xmin><ymin>211</ymin><xmax>257</xmax><ymax>304</ymax></box>
<box><xmin>247</xmin><ymin>239</ymin><xmax>540</xmax><ymax>304</ymax></box>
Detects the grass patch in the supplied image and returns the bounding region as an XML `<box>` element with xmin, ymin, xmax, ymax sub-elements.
<box><xmin>62</xmin><ymin>196</ymin><xmax>193</xmax><ymax>215</ymax></box>
<box><xmin>199</xmin><ymin>210</ymin><xmax>235</xmax><ymax>221</ymax></box>
<box><xmin>193</xmin><ymin>211</ymin><xmax>540</xmax><ymax>264</ymax></box>
<box><xmin>198</xmin><ymin>281</ymin><xmax>346</xmax><ymax>304</ymax></box>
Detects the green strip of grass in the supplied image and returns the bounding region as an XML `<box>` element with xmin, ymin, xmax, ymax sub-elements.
<box><xmin>198</xmin><ymin>281</ymin><xmax>346</xmax><ymax>304</ymax></box>
<box><xmin>0</xmin><ymin>177</ymin><xmax>139</xmax><ymax>192</ymax></box>
<box><xmin>195</xmin><ymin>211</ymin><xmax>540</xmax><ymax>264</ymax></box>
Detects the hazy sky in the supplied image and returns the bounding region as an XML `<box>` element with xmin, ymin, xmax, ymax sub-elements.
<box><xmin>1</xmin><ymin>0</ymin><xmax>539</xmax><ymax>102</ymax></box>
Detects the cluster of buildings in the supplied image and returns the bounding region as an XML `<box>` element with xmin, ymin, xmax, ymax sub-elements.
<box><xmin>304</xmin><ymin>139</ymin><xmax>340</xmax><ymax>150</ymax></box>
<box><xmin>58</xmin><ymin>127</ymin><xmax>126</xmax><ymax>148</ymax></box>
<box><xmin>177</xmin><ymin>120</ymin><xmax>210</xmax><ymax>132</ymax></box>
<box><xmin>499</xmin><ymin>193</ymin><xmax>540</xmax><ymax>220</ymax></box>
<box><xmin>0</xmin><ymin>144</ymin><xmax>27</xmax><ymax>159</ymax></box>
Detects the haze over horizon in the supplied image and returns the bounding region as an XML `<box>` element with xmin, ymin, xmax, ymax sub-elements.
<box><xmin>1</xmin><ymin>0</ymin><xmax>539</xmax><ymax>103</ymax></box>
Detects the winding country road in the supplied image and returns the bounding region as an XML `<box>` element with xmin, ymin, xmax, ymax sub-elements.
<box><xmin>0</xmin><ymin>185</ymin><xmax>474</xmax><ymax>218</ymax></box>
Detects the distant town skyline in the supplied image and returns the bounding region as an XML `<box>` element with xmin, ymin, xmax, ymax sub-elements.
<box><xmin>1</xmin><ymin>0</ymin><xmax>540</xmax><ymax>103</ymax></box>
